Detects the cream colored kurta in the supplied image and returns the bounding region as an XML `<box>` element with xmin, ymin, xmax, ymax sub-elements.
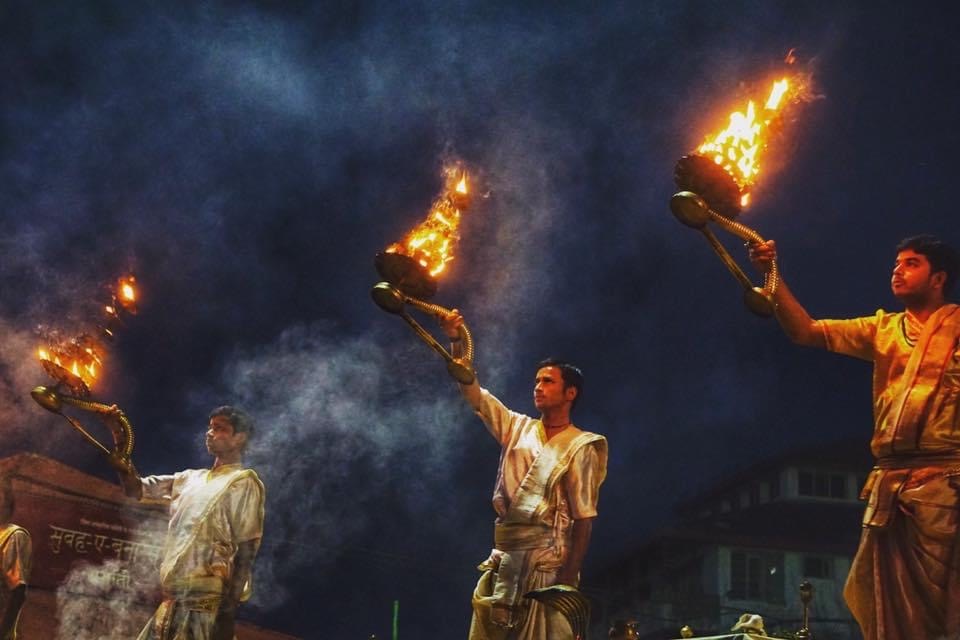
<box><xmin>137</xmin><ymin>465</ymin><xmax>265</xmax><ymax>640</ymax></box>
<box><xmin>822</xmin><ymin>304</ymin><xmax>960</xmax><ymax>640</ymax></box>
<box><xmin>469</xmin><ymin>389</ymin><xmax>607</xmax><ymax>640</ymax></box>
<box><xmin>0</xmin><ymin>524</ymin><xmax>31</xmax><ymax>640</ymax></box>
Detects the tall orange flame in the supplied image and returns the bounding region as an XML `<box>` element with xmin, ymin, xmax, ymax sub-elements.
<box><xmin>385</xmin><ymin>165</ymin><xmax>471</xmax><ymax>278</ymax></box>
<box><xmin>697</xmin><ymin>77</ymin><xmax>798</xmax><ymax>207</ymax></box>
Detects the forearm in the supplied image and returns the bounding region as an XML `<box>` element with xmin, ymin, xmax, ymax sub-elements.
<box><xmin>211</xmin><ymin>541</ymin><xmax>257</xmax><ymax>640</ymax></box>
<box><xmin>116</xmin><ymin>467</ymin><xmax>143</xmax><ymax>499</ymax></box>
<box><xmin>0</xmin><ymin>585</ymin><xmax>26</xmax><ymax>637</ymax></box>
<box><xmin>450</xmin><ymin>337</ymin><xmax>482</xmax><ymax>410</ymax></box>
<box><xmin>557</xmin><ymin>518</ymin><xmax>594</xmax><ymax>586</ymax></box>
<box><xmin>223</xmin><ymin>541</ymin><xmax>258</xmax><ymax>611</ymax></box>
<box><xmin>771</xmin><ymin>279</ymin><xmax>825</xmax><ymax>348</ymax></box>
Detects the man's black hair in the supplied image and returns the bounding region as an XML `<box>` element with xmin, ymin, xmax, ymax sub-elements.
<box><xmin>537</xmin><ymin>358</ymin><xmax>584</xmax><ymax>410</ymax></box>
<box><xmin>896</xmin><ymin>234</ymin><xmax>960</xmax><ymax>295</ymax></box>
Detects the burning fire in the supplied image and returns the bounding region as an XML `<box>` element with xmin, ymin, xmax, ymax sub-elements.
<box><xmin>37</xmin><ymin>340</ymin><xmax>102</xmax><ymax>390</ymax></box>
<box><xmin>37</xmin><ymin>274</ymin><xmax>138</xmax><ymax>394</ymax></box>
<box><xmin>697</xmin><ymin>76</ymin><xmax>800</xmax><ymax>207</ymax></box>
<box><xmin>385</xmin><ymin>165</ymin><xmax>471</xmax><ymax>278</ymax></box>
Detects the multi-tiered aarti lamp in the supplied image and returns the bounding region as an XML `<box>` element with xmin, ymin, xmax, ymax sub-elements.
<box><xmin>371</xmin><ymin>164</ymin><xmax>476</xmax><ymax>383</ymax></box>
<box><xmin>669</xmin><ymin>77</ymin><xmax>801</xmax><ymax>317</ymax></box>
<box><xmin>31</xmin><ymin>274</ymin><xmax>139</xmax><ymax>465</ymax></box>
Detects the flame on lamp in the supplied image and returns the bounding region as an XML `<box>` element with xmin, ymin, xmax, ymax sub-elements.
<box><xmin>384</xmin><ymin>165</ymin><xmax>471</xmax><ymax>279</ymax></box>
<box><xmin>696</xmin><ymin>76</ymin><xmax>800</xmax><ymax>208</ymax></box>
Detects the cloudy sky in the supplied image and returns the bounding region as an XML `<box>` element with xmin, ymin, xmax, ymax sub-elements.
<box><xmin>2</xmin><ymin>1</ymin><xmax>957</xmax><ymax>637</ymax></box>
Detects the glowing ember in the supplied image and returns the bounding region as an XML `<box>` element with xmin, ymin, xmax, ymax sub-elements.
<box><xmin>385</xmin><ymin>165</ymin><xmax>471</xmax><ymax>278</ymax></box>
<box><xmin>696</xmin><ymin>76</ymin><xmax>800</xmax><ymax>207</ymax></box>
<box><xmin>117</xmin><ymin>275</ymin><xmax>138</xmax><ymax>312</ymax></box>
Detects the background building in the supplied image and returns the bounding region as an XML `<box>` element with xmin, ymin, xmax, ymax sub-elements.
<box><xmin>590</xmin><ymin>440</ymin><xmax>871</xmax><ymax>640</ymax></box>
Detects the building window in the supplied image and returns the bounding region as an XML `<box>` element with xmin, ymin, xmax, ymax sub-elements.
<box><xmin>798</xmin><ymin>470</ymin><xmax>848</xmax><ymax>499</ymax></box>
<box><xmin>729</xmin><ymin>550</ymin><xmax>785</xmax><ymax>604</ymax></box>
<box><xmin>803</xmin><ymin>555</ymin><xmax>834</xmax><ymax>579</ymax></box>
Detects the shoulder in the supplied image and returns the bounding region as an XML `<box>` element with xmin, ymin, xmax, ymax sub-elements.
<box><xmin>0</xmin><ymin>525</ymin><xmax>30</xmax><ymax>542</ymax></box>
<box><xmin>0</xmin><ymin>525</ymin><xmax>31</xmax><ymax>554</ymax></box>
<box><xmin>227</xmin><ymin>469</ymin><xmax>266</xmax><ymax>497</ymax></box>
<box><xmin>235</xmin><ymin>468</ymin><xmax>264</xmax><ymax>488</ymax></box>
<box><xmin>569</xmin><ymin>426</ymin><xmax>606</xmax><ymax>445</ymax></box>
<box><xmin>564</xmin><ymin>427</ymin><xmax>608</xmax><ymax>461</ymax></box>
<box><xmin>873</xmin><ymin>308</ymin><xmax>901</xmax><ymax>325</ymax></box>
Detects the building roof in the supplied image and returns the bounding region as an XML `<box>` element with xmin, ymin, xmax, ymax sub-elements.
<box><xmin>0</xmin><ymin>451</ymin><xmax>152</xmax><ymax>509</ymax></box>
<box><xmin>677</xmin><ymin>438</ymin><xmax>872</xmax><ymax>513</ymax></box>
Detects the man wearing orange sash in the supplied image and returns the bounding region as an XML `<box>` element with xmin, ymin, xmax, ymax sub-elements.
<box><xmin>0</xmin><ymin>476</ymin><xmax>30</xmax><ymax>640</ymax></box>
<box><xmin>441</xmin><ymin>311</ymin><xmax>608</xmax><ymax>640</ymax></box>
<box><xmin>105</xmin><ymin>406</ymin><xmax>265</xmax><ymax>640</ymax></box>
<box><xmin>750</xmin><ymin>234</ymin><xmax>960</xmax><ymax>640</ymax></box>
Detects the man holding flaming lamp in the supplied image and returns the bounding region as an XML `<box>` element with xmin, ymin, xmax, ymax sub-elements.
<box><xmin>440</xmin><ymin>310</ymin><xmax>607</xmax><ymax>640</ymax></box>
<box><xmin>750</xmin><ymin>234</ymin><xmax>960</xmax><ymax>640</ymax></box>
<box><xmin>101</xmin><ymin>406</ymin><xmax>264</xmax><ymax>640</ymax></box>
<box><xmin>0</xmin><ymin>476</ymin><xmax>30</xmax><ymax>640</ymax></box>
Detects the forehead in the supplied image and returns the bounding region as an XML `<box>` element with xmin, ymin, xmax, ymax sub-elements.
<box><xmin>896</xmin><ymin>249</ymin><xmax>929</xmax><ymax>263</ymax></box>
<box><xmin>208</xmin><ymin>415</ymin><xmax>235</xmax><ymax>431</ymax></box>
<box><xmin>535</xmin><ymin>366</ymin><xmax>562</xmax><ymax>380</ymax></box>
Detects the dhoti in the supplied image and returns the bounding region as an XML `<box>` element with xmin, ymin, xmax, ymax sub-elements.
<box><xmin>845</xmin><ymin>469</ymin><xmax>960</xmax><ymax>640</ymax></box>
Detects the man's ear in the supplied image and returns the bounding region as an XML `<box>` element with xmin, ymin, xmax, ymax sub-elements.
<box><xmin>932</xmin><ymin>270</ymin><xmax>947</xmax><ymax>292</ymax></box>
<box><xmin>565</xmin><ymin>386</ymin><xmax>578</xmax><ymax>402</ymax></box>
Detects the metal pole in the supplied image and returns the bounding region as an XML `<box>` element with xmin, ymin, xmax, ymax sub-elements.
<box><xmin>392</xmin><ymin>600</ymin><xmax>399</xmax><ymax>640</ymax></box>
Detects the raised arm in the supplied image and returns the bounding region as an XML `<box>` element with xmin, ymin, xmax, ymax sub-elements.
<box><xmin>439</xmin><ymin>309</ymin><xmax>483</xmax><ymax>410</ymax></box>
<box><xmin>749</xmin><ymin>240</ymin><xmax>826</xmax><ymax>349</ymax></box>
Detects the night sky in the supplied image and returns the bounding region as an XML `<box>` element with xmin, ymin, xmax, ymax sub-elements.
<box><xmin>1</xmin><ymin>2</ymin><xmax>958</xmax><ymax>638</ymax></box>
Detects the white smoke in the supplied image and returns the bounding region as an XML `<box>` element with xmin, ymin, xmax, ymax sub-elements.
<box><xmin>54</xmin><ymin>558</ymin><xmax>156</xmax><ymax>640</ymax></box>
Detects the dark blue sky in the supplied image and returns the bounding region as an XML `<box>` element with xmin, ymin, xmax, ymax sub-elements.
<box><xmin>1</xmin><ymin>1</ymin><xmax>958</xmax><ymax>638</ymax></box>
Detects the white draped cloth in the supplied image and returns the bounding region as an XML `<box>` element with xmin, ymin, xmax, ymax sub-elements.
<box><xmin>137</xmin><ymin>465</ymin><xmax>264</xmax><ymax>640</ymax></box>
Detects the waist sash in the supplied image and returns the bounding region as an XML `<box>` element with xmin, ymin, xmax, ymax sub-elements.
<box><xmin>862</xmin><ymin>452</ymin><xmax>960</xmax><ymax>528</ymax></box>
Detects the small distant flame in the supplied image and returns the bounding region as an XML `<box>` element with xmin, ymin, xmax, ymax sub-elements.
<box><xmin>385</xmin><ymin>165</ymin><xmax>472</xmax><ymax>278</ymax></box>
<box><xmin>697</xmin><ymin>76</ymin><xmax>801</xmax><ymax>207</ymax></box>
<box><xmin>117</xmin><ymin>275</ymin><xmax>137</xmax><ymax>312</ymax></box>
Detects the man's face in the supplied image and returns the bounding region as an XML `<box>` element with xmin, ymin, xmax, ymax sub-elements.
<box><xmin>205</xmin><ymin>415</ymin><xmax>246</xmax><ymax>457</ymax></box>
<box><xmin>891</xmin><ymin>249</ymin><xmax>944</xmax><ymax>303</ymax></box>
<box><xmin>533</xmin><ymin>366</ymin><xmax>576</xmax><ymax>412</ymax></box>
